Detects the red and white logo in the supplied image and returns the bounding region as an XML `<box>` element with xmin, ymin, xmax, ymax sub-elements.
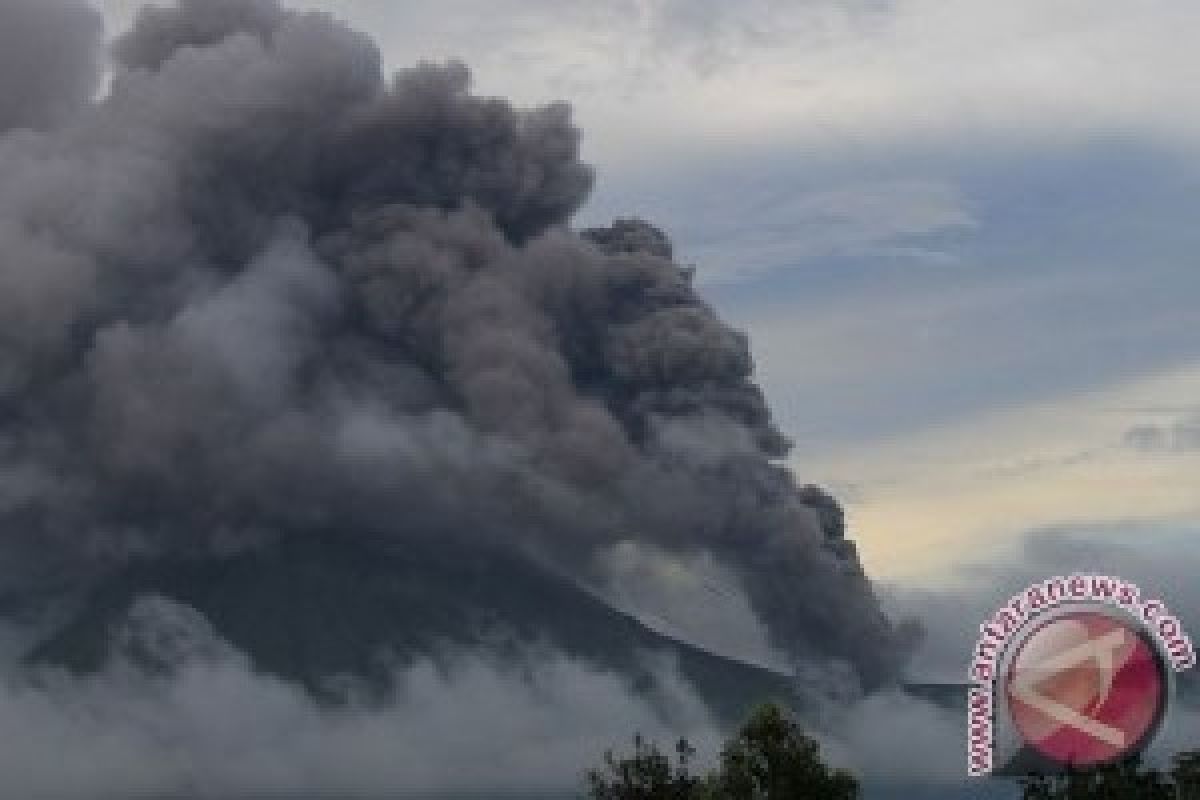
<box><xmin>967</xmin><ymin>574</ymin><xmax>1194</xmax><ymax>776</ymax></box>
<box><xmin>1004</xmin><ymin>610</ymin><xmax>1166</xmax><ymax>768</ymax></box>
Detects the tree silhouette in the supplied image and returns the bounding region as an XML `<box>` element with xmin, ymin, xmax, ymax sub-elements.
<box><xmin>1020</xmin><ymin>754</ymin><xmax>1190</xmax><ymax>800</ymax></box>
<box><xmin>587</xmin><ymin>735</ymin><xmax>703</xmax><ymax>800</ymax></box>
<box><xmin>586</xmin><ymin>702</ymin><xmax>858</xmax><ymax>800</ymax></box>
<box><xmin>709</xmin><ymin>704</ymin><xmax>858</xmax><ymax>800</ymax></box>
<box><xmin>1174</xmin><ymin>750</ymin><xmax>1200</xmax><ymax>800</ymax></box>
<box><xmin>589</xmin><ymin>706</ymin><xmax>1198</xmax><ymax>799</ymax></box>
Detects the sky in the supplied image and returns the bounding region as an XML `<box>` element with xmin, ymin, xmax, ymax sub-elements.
<box><xmin>97</xmin><ymin>0</ymin><xmax>1200</xmax><ymax>582</ymax></box>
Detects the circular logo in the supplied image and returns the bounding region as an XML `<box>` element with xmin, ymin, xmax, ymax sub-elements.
<box><xmin>1004</xmin><ymin>610</ymin><xmax>1167</xmax><ymax>768</ymax></box>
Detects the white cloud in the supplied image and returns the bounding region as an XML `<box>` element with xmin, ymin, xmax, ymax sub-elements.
<box><xmin>598</xmin><ymin>539</ymin><xmax>791</xmax><ymax>672</ymax></box>
<box><xmin>0</xmin><ymin>592</ymin><xmax>975</xmax><ymax>795</ymax></box>
<box><xmin>0</xmin><ymin>596</ymin><xmax>722</xmax><ymax>799</ymax></box>
<box><xmin>93</xmin><ymin>1</ymin><xmax>1200</xmax><ymax>173</ymax></box>
<box><xmin>822</xmin><ymin>689</ymin><xmax>965</xmax><ymax>784</ymax></box>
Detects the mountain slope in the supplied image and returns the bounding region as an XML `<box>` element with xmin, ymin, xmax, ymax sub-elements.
<box><xmin>30</xmin><ymin>532</ymin><xmax>798</xmax><ymax>725</ymax></box>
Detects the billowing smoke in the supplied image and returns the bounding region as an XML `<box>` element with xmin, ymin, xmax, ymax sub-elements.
<box><xmin>0</xmin><ymin>0</ymin><xmax>907</xmax><ymax>717</ymax></box>
<box><xmin>0</xmin><ymin>0</ymin><xmax>102</xmax><ymax>132</ymax></box>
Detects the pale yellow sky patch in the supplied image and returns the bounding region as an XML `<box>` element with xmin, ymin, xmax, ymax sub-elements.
<box><xmin>803</xmin><ymin>361</ymin><xmax>1200</xmax><ymax>582</ymax></box>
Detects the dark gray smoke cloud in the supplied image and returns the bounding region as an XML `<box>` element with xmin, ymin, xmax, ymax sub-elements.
<box><xmin>0</xmin><ymin>0</ymin><xmax>103</xmax><ymax>132</ymax></box>
<box><xmin>0</xmin><ymin>0</ymin><xmax>907</xmax><ymax>707</ymax></box>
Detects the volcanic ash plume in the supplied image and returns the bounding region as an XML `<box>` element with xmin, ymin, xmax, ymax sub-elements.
<box><xmin>0</xmin><ymin>0</ymin><xmax>909</xmax><ymax>693</ymax></box>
